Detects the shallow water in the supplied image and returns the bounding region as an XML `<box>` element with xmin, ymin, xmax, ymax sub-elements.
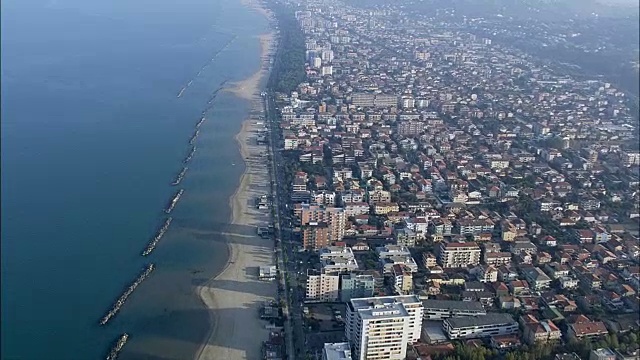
<box><xmin>1</xmin><ymin>0</ymin><xmax>269</xmax><ymax>358</ymax></box>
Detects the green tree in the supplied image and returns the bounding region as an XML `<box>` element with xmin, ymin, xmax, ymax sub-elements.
<box><xmin>505</xmin><ymin>352</ymin><xmax>518</xmax><ymax>360</ymax></box>
<box><xmin>610</xmin><ymin>333</ymin><xmax>620</xmax><ymax>348</ymax></box>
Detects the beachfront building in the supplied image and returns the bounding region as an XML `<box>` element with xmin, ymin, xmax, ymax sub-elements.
<box><xmin>438</xmin><ymin>242</ymin><xmax>481</xmax><ymax>268</ymax></box>
<box><xmin>306</xmin><ymin>269</ymin><xmax>340</xmax><ymax>302</ymax></box>
<box><xmin>346</xmin><ymin>295</ymin><xmax>423</xmax><ymax>360</ymax></box>
<box><xmin>340</xmin><ymin>273</ymin><xmax>375</xmax><ymax>302</ymax></box>
<box><xmin>345</xmin><ymin>295</ymin><xmax>424</xmax><ymax>359</ymax></box>
<box><xmin>320</xmin><ymin>246</ymin><xmax>359</xmax><ymax>273</ymax></box>
<box><xmin>323</xmin><ymin>342</ymin><xmax>353</xmax><ymax>360</ymax></box>
<box><xmin>259</xmin><ymin>265</ymin><xmax>277</xmax><ymax>281</ymax></box>
<box><xmin>443</xmin><ymin>313</ymin><xmax>518</xmax><ymax>339</ymax></box>
<box><xmin>302</xmin><ymin>222</ymin><xmax>330</xmax><ymax>251</ymax></box>
<box><xmin>299</xmin><ymin>204</ymin><xmax>346</xmax><ymax>243</ymax></box>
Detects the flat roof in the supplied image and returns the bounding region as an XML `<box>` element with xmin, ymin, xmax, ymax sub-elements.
<box><xmin>422</xmin><ymin>299</ymin><xmax>485</xmax><ymax>312</ymax></box>
<box><xmin>351</xmin><ymin>295</ymin><xmax>421</xmax><ymax>310</ymax></box>
<box><xmin>359</xmin><ymin>302</ymin><xmax>409</xmax><ymax>320</ymax></box>
<box><xmin>422</xmin><ymin>321</ymin><xmax>449</xmax><ymax>344</ymax></box>
<box><xmin>323</xmin><ymin>342</ymin><xmax>352</xmax><ymax>360</ymax></box>
<box><xmin>445</xmin><ymin>313</ymin><xmax>516</xmax><ymax>328</ymax></box>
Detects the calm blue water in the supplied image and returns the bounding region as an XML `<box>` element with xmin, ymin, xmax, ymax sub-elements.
<box><xmin>1</xmin><ymin>0</ymin><xmax>269</xmax><ymax>358</ymax></box>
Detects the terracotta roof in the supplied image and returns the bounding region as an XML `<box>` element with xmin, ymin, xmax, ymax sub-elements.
<box><xmin>570</xmin><ymin>321</ymin><xmax>607</xmax><ymax>336</ymax></box>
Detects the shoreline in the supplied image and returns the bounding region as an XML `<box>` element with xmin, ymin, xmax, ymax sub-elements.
<box><xmin>194</xmin><ymin>0</ymin><xmax>277</xmax><ymax>358</ymax></box>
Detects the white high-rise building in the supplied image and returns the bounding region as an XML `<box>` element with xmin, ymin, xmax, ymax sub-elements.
<box><xmin>346</xmin><ymin>296</ymin><xmax>423</xmax><ymax>360</ymax></box>
<box><xmin>313</xmin><ymin>57</ymin><xmax>322</xmax><ymax>69</ymax></box>
<box><xmin>321</xmin><ymin>49</ymin><xmax>334</xmax><ymax>63</ymax></box>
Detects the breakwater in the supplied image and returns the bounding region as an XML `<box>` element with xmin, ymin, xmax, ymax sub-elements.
<box><xmin>183</xmin><ymin>146</ymin><xmax>197</xmax><ymax>164</ymax></box>
<box><xmin>189</xmin><ymin>130</ymin><xmax>200</xmax><ymax>145</ymax></box>
<box><xmin>176</xmin><ymin>35</ymin><xmax>237</xmax><ymax>98</ymax></box>
<box><xmin>99</xmin><ymin>264</ymin><xmax>155</xmax><ymax>326</ymax></box>
<box><xmin>141</xmin><ymin>217</ymin><xmax>173</xmax><ymax>256</ymax></box>
<box><xmin>165</xmin><ymin>189</ymin><xmax>184</xmax><ymax>214</ymax></box>
<box><xmin>172</xmin><ymin>167</ymin><xmax>188</xmax><ymax>186</ymax></box>
<box><xmin>105</xmin><ymin>333</ymin><xmax>129</xmax><ymax>360</ymax></box>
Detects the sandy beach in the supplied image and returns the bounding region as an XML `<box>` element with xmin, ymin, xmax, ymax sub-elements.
<box><xmin>195</xmin><ymin>0</ymin><xmax>277</xmax><ymax>359</ymax></box>
<box><xmin>226</xmin><ymin>31</ymin><xmax>275</xmax><ymax>101</ymax></box>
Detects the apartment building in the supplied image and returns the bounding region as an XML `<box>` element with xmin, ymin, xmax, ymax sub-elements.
<box><xmin>457</xmin><ymin>218</ymin><xmax>495</xmax><ymax>235</ymax></box>
<box><xmin>340</xmin><ymin>189</ymin><xmax>365</xmax><ymax>205</ymax></box>
<box><xmin>392</xmin><ymin>264</ymin><xmax>414</xmax><ymax>295</ymax></box>
<box><xmin>346</xmin><ymin>295</ymin><xmax>424</xmax><ymax>359</ymax></box>
<box><xmin>302</xmin><ymin>222</ymin><xmax>330</xmax><ymax>251</ymax></box>
<box><xmin>522</xmin><ymin>267</ymin><xmax>552</xmax><ymax>290</ymax></box>
<box><xmin>300</xmin><ymin>205</ymin><xmax>346</xmax><ymax>243</ymax></box>
<box><xmin>346</xmin><ymin>301</ymin><xmax>410</xmax><ymax>360</ymax></box>
<box><xmin>438</xmin><ymin>242</ymin><xmax>481</xmax><ymax>268</ymax></box>
<box><xmin>422</xmin><ymin>253</ymin><xmax>437</xmax><ymax>268</ymax></box>
<box><xmin>484</xmin><ymin>251</ymin><xmax>512</xmax><ymax>267</ymax></box>
<box><xmin>306</xmin><ymin>269</ymin><xmax>340</xmax><ymax>302</ymax></box>
<box><xmin>421</xmin><ymin>299</ymin><xmax>486</xmax><ymax>320</ymax></box>
<box><xmin>368</xmin><ymin>190</ymin><xmax>391</xmax><ymax>204</ymax></box>
<box><xmin>320</xmin><ymin>246</ymin><xmax>360</xmax><ymax>273</ymax></box>
<box><xmin>340</xmin><ymin>273</ymin><xmax>375</xmax><ymax>302</ymax></box>
<box><xmin>397</xmin><ymin>121</ymin><xmax>424</xmax><ymax>136</ymax></box>
<box><xmin>622</xmin><ymin>151</ymin><xmax>640</xmax><ymax>167</ymax></box>
<box><xmin>349</xmin><ymin>93</ymin><xmax>398</xmax><ymax>108</ymax></box>
<box><xmin>373</xmin><ymin>202</ymin><xmax>400</xmax><ymax>215</ymax></box>
<box><xmin>443</xmin><ymin>313</ymin><xmax>518</xmax><ymax>339</ymax></box>
<box><xmin>377</xmin><ymin>245</ymin><xmax>418</xmax><ymax>273</ymax></box>
<box><xmin>567</xmin><ymin>320</ymin><xmax>608</xmax><ymax>340</ymax></box>
<box><xmin>522</xmin><ymin>318</ymin><xmax>562</xmax><ymax>345</ymax></box>
<box><xmin>394</xmin><ymin>228</ymin><xmax>418</xmax><ymax>247</ymax></box>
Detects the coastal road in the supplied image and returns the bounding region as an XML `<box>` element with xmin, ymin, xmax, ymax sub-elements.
<box><xmin>263</xmin><ymin>90</ymin><xmax>308</xmax><ymax>358</ymax></box>
<box><xmin>264</xmin><ymin>92</ymin><xmax>297</xmax><ymax>359</ymax></box>
<box><xmin>266</xmin><ymin>95</ymin><xmax>307</xmax><ymax>358</ymax></box>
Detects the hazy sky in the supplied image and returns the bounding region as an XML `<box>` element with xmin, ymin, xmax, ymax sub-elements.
<box><xmin>596</xmin><ymin>0</ymin><xmax>639</xmax><ymax>7</ymax></box>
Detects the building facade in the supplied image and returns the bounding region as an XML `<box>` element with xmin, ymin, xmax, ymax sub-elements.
<box><xmin>306</xmin><ymin>269</ymin><xmax>340</xmax><ymax>302</ymax></box>
<box><xmin>340</xmin><ymin>273</ymin><xmax>375</xmax><ymax>302</ymax></box>
<box><xmin>302</xmin><ymin>222</ymin><xmax>330</xmax><ymax>250</ymax></box>
<box><xmin>346</xmin><ymin>295</ymin><xmax>423</xmax><ymax>360</ymax></box>
<box><xmin>438</xmin><ymin>242</ymin><xmax>481</xmax><ymax>268</ymax></box>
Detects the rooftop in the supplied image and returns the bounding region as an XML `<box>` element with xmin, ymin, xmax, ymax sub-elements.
<box><xmin>323</xmin><ymin>342</ymin><xmax>352</xmax><ymax>360</ymax></box>
<box><xmin>422</xmin><ymin>299</ymin><xmax>485</xmax><ymax>312</ymax></box>
<box><xmin>358</xmin><ymin>302</ymin><xmax>410</xmax><ymax>320</ymax></box>
<box><xmin>445</xmin><ymin>313</ymin><xmax>516</xmax><ymax>328</ymax></box>
<box><xmin>351</xmin><ymin>295</ymin><xmax>421</xmax><ymax>311</ymax></box>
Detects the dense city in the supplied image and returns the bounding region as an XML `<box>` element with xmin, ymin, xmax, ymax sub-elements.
<box><xmin>257</xmin><ymin>0</ymin><xmax>640</xmax><ymax>359</ymax></box>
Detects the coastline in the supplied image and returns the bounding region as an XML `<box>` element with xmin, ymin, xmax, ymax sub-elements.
<box><xmin>195</xmin><ymin>0</ymin><xmax>277</xmax><ymax>359</ymax></box>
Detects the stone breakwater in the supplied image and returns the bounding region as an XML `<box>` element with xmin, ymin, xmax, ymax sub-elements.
<box><xmin>99</xmin><ymin>264</ymin><xmax>155</xmax><ymax>326</ymax></box>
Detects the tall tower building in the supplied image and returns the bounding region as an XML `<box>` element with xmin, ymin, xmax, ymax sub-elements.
<box><xmin>345</xmin><ymin>296</ymin><xmax>423</xmax><ymax>360</ymax></box>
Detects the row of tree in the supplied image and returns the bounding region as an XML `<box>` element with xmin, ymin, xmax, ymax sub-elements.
<box><xmin>266</xmin><ymin>2</ymin><xmax>306</xmax><ymax>94</ymax></box>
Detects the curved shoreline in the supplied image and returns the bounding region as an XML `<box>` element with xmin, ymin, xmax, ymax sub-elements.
<box><xmin>193</xmin><ymin>129</ymin><xmax>248</xmax><ymax>360</ymax></box>
<box><xmin>194</xmin><ymin>0</ymin><xmax>276</xmax><ymax>358</ymax></box>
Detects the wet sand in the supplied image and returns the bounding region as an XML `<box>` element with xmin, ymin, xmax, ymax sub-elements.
<box><xmin>195</xmin><ymin>0</ymin><xmax>277</xmax><ymax>358</ymax></box>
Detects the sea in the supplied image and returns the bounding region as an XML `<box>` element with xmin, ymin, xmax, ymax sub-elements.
<box><xmin>0</xmin><ymin>0</ymin><xmax>269</xmax><ymax>359</ymax></box>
